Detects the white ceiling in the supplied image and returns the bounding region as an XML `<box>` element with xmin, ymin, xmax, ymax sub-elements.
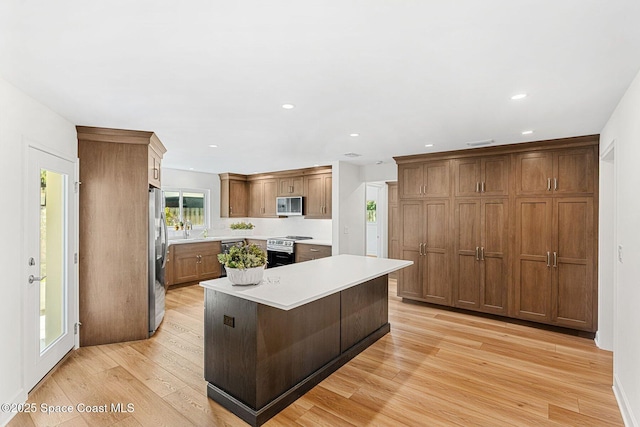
<box><xmin>2</xmin><ymin>1</ymin><xmax>640</xmax><ymax>174</ymax></box>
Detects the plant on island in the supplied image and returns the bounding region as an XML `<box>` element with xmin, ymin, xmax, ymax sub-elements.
<box><xmin>217</xmin><ymin>243</ymin><xmax>267</xmax><ymax>270</ymax></box>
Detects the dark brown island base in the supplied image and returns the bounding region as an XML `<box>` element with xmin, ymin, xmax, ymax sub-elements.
<box><xmin>200</xmin><ymin>255</ymin><xmax>412</xmax><ymax>426</ymax></box>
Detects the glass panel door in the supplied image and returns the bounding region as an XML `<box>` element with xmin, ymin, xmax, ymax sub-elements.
<box><xmin>39</xmin><ymin>169</ymin><xmax>66</xmax><ymax>352</ymax></box>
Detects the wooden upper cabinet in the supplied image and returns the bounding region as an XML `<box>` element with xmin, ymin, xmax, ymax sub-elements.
<box><xmin>220</xmin><ymin>174</ymin><xmax>248</xmax><ymax>218</ymax></box>
<box><xmin>304</xmin><ymin>173</ymin><xmax>332</xmax><ymax>218</ymax></box>
<box><xmin>278</xmin><ymin>176</ymin><xmax>304</xmax><ymax>196</ymax></box>
<box><xmin>515</xmin><ymin>147</ymin><xmax>595</xmax><ymax>196</ymax></box>
<box><xmin>454</xmin><ymin>155</ymin><xmax>509</xmax><ymax>197</ymax></box>
<box><xmin>249</xmin><ymin>179</ymin><xmax>278</xmax><ymax>217</ymax></box>
<box><xmin>399</xmin><ymin>161</ymin><xmax>450</xmax><ymax>198</ymax></box>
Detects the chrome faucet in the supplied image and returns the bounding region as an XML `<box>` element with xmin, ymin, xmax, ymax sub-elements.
<box><xmin>183</xmin><ymin>219</ymin><xmax>192</xmax><ymax>239</ymax></box>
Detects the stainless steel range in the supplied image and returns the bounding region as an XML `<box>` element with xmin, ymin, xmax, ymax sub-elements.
<box><xmin>266</xmin><ymin>236</ymin><xmax>312</xmax><ymax>267</ymax></box>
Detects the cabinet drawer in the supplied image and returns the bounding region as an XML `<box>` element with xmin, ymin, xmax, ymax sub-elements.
<box><xmin>295</xmin><ymin>244</ymin><xmax>331</xmax><ymax>262</ymax></box>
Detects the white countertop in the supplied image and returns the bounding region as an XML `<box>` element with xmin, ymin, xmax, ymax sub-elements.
<box><xmin>169</xmin><ymin>236</ymin><xmax>332</xmax><ymax>246</ymax></box>
<box><xmin>200</xmin><ymin>254</ymin><xmax>412</xmax><ymax>310</ymax></box>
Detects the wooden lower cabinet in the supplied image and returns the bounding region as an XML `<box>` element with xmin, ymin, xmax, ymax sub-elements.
<box><xmin>172</xmin><ymin>241</ymin><xmax>222</xmax><ymax>285</ymax></box>
<box><xmin>295</xmin><ymin>244</ymin><xmax>331</xmax><ymax>263</ymax></box>
<box><xmin>454</xmin><ymin>199</ymin><xmax>508</xmax><ymax>315</ymax></box>
<box><xmin>398</xmin><ymin>200</ymin><xmax>451</xmax><ymax>305</ymax></box>
<box><xmin>514</xmin><ymin>197</ymin><xmax>595</xmax><ymax>331</ymax></box>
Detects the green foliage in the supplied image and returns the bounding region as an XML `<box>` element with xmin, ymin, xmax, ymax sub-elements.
<box><xmin>217</xmin><ymin>243</ymin><xmax>267</xmax><ymax>269</ymax></box>
<box><xmin>366</xmin><ymin>200</ymin><xmax>377</xmax><ymax>222</ymax></box>
<box><xmin>230</xmin><ymin>221</ymin><xmax>255</xmax><ymax>230</ymax></box>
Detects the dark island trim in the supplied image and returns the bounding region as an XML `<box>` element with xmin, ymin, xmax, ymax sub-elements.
<box><xmin>206</xmin><ymin>323</ymin><xmax>390</xmax><ymax>427</ymax></box>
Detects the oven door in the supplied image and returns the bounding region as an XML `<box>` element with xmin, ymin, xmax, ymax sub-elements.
<box><xmin>267</xmin><ymin>250</ymin><xmax>295</xmax><ymax>268</ymax></box>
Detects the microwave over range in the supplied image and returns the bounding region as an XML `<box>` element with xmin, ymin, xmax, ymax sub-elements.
<box><xmin>276</xmin><ymin>196</ymin><xmax>303</xmax><ymax>216</ymax></box>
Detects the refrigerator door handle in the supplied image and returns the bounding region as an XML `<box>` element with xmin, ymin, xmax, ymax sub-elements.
<box><xmin>161</xmin><ymin>211</ymin><xmax>169</xmax><ymax>268</ymax></box>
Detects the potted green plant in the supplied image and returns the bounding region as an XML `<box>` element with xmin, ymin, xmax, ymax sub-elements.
<box><xmin>230</xmin><ymin>221</ymin><xmax>255</xmax><ymax>236</ymax></box>
<box><xmin>217</xmin><ymin>243</ymin><xmax>267</xmax><ymax>285</ymax></box>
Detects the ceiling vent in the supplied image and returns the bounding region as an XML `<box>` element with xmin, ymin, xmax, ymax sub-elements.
<box><xmin>466</xmin><ymin>139</ymin><xmax>494</xmax><ymax>147</ymax></box>
<box><xmin>343</xmin><ymin>152</ymin><xmax>362</xmax><ymax>158</ymax></box>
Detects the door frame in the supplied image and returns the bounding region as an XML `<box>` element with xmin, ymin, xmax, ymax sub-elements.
<box><xmin>22</xmin><ymin>143</ymin><xmax>79</xmax><ymax>392</ymax></box>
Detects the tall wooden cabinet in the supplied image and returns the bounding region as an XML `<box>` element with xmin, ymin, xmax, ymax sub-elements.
<box><xmin>77</xmin><ymin>126</ymin><xmax>167</xmax><ymax>346</ymax></box>
<box><xmin>394</xmin><ymin>135</ymin><xmax>598</xmax><ymax>332</ymax></box>
<box><xmin>304</xmin><ymin>172</ymin><xmax>332</xmax><ymax>218</ymax></box>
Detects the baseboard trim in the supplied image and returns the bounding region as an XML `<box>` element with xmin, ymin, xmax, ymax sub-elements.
<box><xmin>613</xmin><ymin>373</ymin><xmax>638</xmax><ymax>427</ymax></box>
<box><xmin>0</xmin><ymin>388</ymin><xmax>27</xmax><ymax>427</ymax></box>
<box><xmin>207</xmin><ymin>323</ymin><xmax>391</xmax><ymax>426</ymax></box>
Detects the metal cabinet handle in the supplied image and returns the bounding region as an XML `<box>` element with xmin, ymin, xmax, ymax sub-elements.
<box><xmin>546</xmin><ymin>252</ymin><xmax>551</xmax><ymax>267</ymax></box>
<box><xmin>153</xmin><ymin>168</ymin><xmax>159</xmax><ymax>180</ymax></box>
<box><xmin>310</xmin><ymin>249</ymin><xmax>319</xmax><ymax>252</ymax></box>
<box><xmin>419</xmin><ymin>243</ymin><xmax>424</xmax><ymax>256</ymax></box>
<box><xmin>481</xmin><ymin>182</ymin><xmax>485</xmax><ymax>193</ymax></box>
<box><xmin>547</xmin><ymin>178</ymin><xmax>551</xmax><ymax>191</ymax></box>
<box><xmin>480</xmin><ymin>247</ymin><xmax>485</xmax><ymax>261</ymax></box>
<box><xmin>28</xmin><ymin>275</ymin><xmax>46</xmax><ymax>284</ymax></box>
<box><xmin>553</xmin><ymin>252</ymin><xmax>558</xmax><ymax>268</ymax></box>
<box><xmin>230</xmin><ymin>206</ymin><xmax>233</xmax><ymax>214</ymax></box>
<box><xmin>554</xmin><ymin>178</ymin><xmax>558</xmax><ymax>191</ymax></box>
<box><xmin>476</xmin><ymin>182</ymin><xmax>480</xmax><ymax>193</ymax></box>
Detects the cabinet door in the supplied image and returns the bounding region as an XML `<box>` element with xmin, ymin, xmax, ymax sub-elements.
<box><xmin>278</xmin><ymin>176</ymin><xmax>304</xmax><ymax>196</ymax></box>
<box><xmin>515</xmin><ymin>152</ymin><xmax>553</xmax><ymax>196</ymax></box>
<box><xmin>454</xmin><ymin>159</ymin><xmax>480</xmax><ymax>197</ymax></box>
<box><xmin>454</xmin><ymin>200</ymin><xmax>480</xmax><ymax>309</ymax></box>
<box><xmin>480</xmin><ymin>199</ymin><xmax>508</xmax><ymax>314</ymax></box>
<box><xmin>553</xmin><ymin>148</ymin><xmax>594</xmax><ymax>195</ymax></box>
<box><xmin>552</xmin><ymin>198</ymin><xmax>594</xmax><ymax>330</ymax></box>
<box><xmin>422</xmin><ymin>200</ymin><xmax>451</xmax><ymax>305</ymax></box>
<box><xmin>199</xmin><ymin>243</ymin><xmax>222</xmax><ymax>280</ymax></box>
<box><xmin>514</xmin><ymin>199</ymin><xmax>553</xmax><ymax>322</ymax></box>
<box><xmin>423</xmin><ymin>161</ymin><xmax>450</xmax><ymax>197</ymax></box>
<box><xmin>248</xmin><ymin>181</ymin><xmax>263</xmax><ymax>217</ymax></box>
<box><xmin>173</xmin><ymin>246</ymin><xmax>200</xmax><ymax>284</ymax></box>
<box><xmin>397</xmin><ymin>201</ymin><xmax>423</xmax><ymax>298</ymax></box>
<box><xmin>398</xmin><ymin>163</ymin><xmax>424</xmax><ymax>198</ymax></box>
<box><xmin>481</xmin><ymin>156</ymin><xmax>509</xmax><ymax>196</ymax></box>
<box><xmin>304</xmin><ymin>175</ymin><xmax>324</xmax><ymax>217</ymax></box>
<box><xmin>304</xmin><ymin>174</ymin><xmax>331</xmax><ymax>218</ymax></box>
<box><xmin>148</xmin><ymin>151</ymin><xmax>161</xmax><ymax>188</ymax></box>
<box><xmin>322</xmin><ymin>174</ymin><xmax>332</xmax><ymax>218</ymax></box>
<box><xmin>229</xmin><ymin>180</ymin><xmax>248</xmax><ymax>217</ymax></box>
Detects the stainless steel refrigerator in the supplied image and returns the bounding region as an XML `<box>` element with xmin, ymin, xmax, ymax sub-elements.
<box><xmin>149</xmin><ymin>187</ymin><xmax>167</xmax><ymax>335</ymax></box>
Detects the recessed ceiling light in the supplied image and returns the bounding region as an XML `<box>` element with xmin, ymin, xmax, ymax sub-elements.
<box><xmin>282</xmin><ymin>104</ymin><xmax>295</xmax><ymax>109</ymax></box>
<box><xmin>425</xmin><ymin>144</ymin><xmax>434</xmax><ymax>148</ymax></box>
<box><xmin>350</xmin><ymin>133</ymin><xmax>359</xmax><ymax>137</ymax></box>
<box><xmin>522</xmin><ymin>130</ymin><xmax>534</xmax><ymax>135</ymax></box>
<box><xmin>208</xmin><ymin>144</ymin><xmax>218</xmax><ymax>148</ymax></box>
<box><xmin>511</xmin><ymin>93</ymin><xmax>527</xmax><ymax>100</ymax></box>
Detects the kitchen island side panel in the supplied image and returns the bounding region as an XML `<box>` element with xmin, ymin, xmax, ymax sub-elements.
<box><xmin>340</xmin><ymin>275</ymin><xmax>389</xmax><ymax>352</ymax></box>
<box><xmin>256</xmin><ymin>294</ymin><xmax>341</xmax><ymax>408</ymax></box>
<box><xmin>204</xmin><ymin>289</ymin><xmax>258</xmax><ymax>408</ymax></box>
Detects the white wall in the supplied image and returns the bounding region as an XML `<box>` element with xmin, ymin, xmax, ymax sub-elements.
<box><xmin>597</xmin><ymin>146</ymin><xmax>615</xmax><ymax>351</ymax></box>
<box><xmin>162</xmin><ymin>168</ymin><xmax>332</xmax><ymax>241</ymax></box>
<box><xmin>600</xmin><ymin>69</ymin><xmax>640</xmax><ymax>427</ymax></box>
<box><xmin>332</xmin><ymin>161</ymin><xmax>366</xmax><ymax>255</ymax></box>
<box><xmin>0</xmin><ymin>76</ymin><xmax>77</xmax><ymax>426</ymax></box>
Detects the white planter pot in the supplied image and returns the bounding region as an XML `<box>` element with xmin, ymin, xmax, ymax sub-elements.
<box><xmin>225</xmin><ymin>265</ymin><xmax>265</xmax><ymax>286</ymax></box>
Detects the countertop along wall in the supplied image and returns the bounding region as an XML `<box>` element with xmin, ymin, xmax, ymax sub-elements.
<box><xmin>600</xmin><ymin>67</ymin><xmax>640</xmax><ymax>427</ymax></box>
<box><xmin>0</xmin><ymin>75</ymin><xmax>78</xmax><ymax>426</ymax></box>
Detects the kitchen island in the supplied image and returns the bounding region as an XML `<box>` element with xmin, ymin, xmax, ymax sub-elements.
<box><xmin>200</xmin><ymin>254</ymin><xmax>412</xmax><ymax>426</ymax></box>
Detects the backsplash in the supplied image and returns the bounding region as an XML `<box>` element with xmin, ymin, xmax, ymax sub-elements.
<box><xmin>168</xmin><ymin>217</ymin><xmax>332</xmax><ymax>241</ymax></box>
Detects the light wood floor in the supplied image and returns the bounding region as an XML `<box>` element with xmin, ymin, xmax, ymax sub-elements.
<box><xmin>10</xmin><ymin>281</ymin><xmax>623</xmax><ymax>426</ymax></box>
